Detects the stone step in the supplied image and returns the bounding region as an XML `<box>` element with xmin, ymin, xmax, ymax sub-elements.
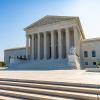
<box><xmin>0</xmin><ymin>78</ymin><xmax>99</xmax><ymax>99</ymax></box>
<box><xmin>0</xmin><ymin>95</ymin><xmax>20</xmax><ymax>100</ymax></box>
<box><xmin>0</xmin><ymin>78</ymin><xmax>99</xmax><ymax>88</ymax></box>
<box><xmin>0</xmin><ymin>84</ymin><xmax>98</xmax><ymax>100</ymax></box>
<box><xmin>0</xmin><ymin>89</ymin><xmax>75</xmax><ymax>100</ymax></box>
<box><xmin>0</xmin><ymin>81</ymin><xmax>99</xmax><ymax>94</ymax></box>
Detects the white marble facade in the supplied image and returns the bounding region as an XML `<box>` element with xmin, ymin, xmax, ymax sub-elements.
<box><xmin>5</xmin><ymin>15</ymin><xmax>100</xmax><ymax>69</ymax></box>
<box><xmin>4</xmin><ymin>16</ymin><xmax>84</xmax><ymax>69</ymax></box>
<box><xmin>25</xmin><ymin>16</ymin><xmax>82</xmax><ymax>61</ymax></box>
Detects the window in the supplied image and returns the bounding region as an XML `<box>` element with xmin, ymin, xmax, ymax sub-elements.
<box><xmin>85</xmin><ymin>62</ymin><xmax>88</xmax><ymax>65</ymax></box>
<box><xmin>84</xmin><ymin>51</ymin><xmax>88</xmax><ymax>57</ymax></box>
<box><xmin>92</xmin><ymin>50</ymin><xmax>96</xmax><ymax>57</ymax></box>
<box><xmin>93</xmin><ymin>62</ymin><xmax>96</xmax><ymax>65</ymax></box>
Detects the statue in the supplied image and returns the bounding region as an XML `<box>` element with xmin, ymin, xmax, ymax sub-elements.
<box><xmin>69</xmin><ymin>47</ymin><xmax>76</xmax><ymax>55</ymax></box>
<box><xmin>68</xmin><ymin>47</ymin><xmax>80</xmax><ymax>69</ymax></box>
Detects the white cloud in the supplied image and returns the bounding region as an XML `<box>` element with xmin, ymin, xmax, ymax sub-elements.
<box><xmin>68</xmin><ymin>0</ymin><xmax>100</xmax><ymax>38</ymax></box>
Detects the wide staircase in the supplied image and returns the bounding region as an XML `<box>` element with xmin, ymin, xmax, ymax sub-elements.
<box><xmin>0</xmin><ymin>78</ymin><xmax>99</xmax><ymax>100</ymax></box>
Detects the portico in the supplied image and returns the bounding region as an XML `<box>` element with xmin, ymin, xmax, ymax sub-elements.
<box><xmin>26</xmin><ymin>27</ymin><xmax>76</xmax><ymax>60</ymax></box>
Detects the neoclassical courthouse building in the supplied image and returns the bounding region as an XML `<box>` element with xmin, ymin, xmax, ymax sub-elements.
<box><xmin>4</xmin><ymin>15</ymin><xmax>100</xmax><ymax>70</ymax></box>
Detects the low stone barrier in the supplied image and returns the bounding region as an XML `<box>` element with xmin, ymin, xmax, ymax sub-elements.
<box><xmin>86</xmin><ymin>68</ymin><xmax>100</xmax><ymax>72</ymax></box>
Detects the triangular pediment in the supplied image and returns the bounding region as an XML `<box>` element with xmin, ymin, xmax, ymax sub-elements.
<box><xmin>24</xmin><ymin>15</ymin><xmax>76</xmax><ymax>29</ymax></box>
<box><xmin>24</xmin><ymin>15</ymin><xmax>85</xmax><ymax>39</ymax></box>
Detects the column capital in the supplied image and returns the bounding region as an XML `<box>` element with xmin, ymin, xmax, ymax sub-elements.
<box><xmin>73</xmin><ymin>26</ymin><xmax>78</xmax><ymax>33</ymax></box>
<box><xmin>43</xmin><ymin>31</ymin><xmax>47</xmax><ymax>34</ymax></box>
<box><xmin>57</xmin><ymin>29</ymin><xmax>61</xmax><ymax>33</ymax></box>
<box><xmin>26</xmin><ymin>34</ymin><xmax>28</xmax><ymax>37</ymax></box>
<box><xmin>31</xmin><ymin>33</ymin><xmax>34</xmax><ymax>36</ymax></box>
<box><xmin>26</xmin><ymin>34</ymin><xmax>31</xmax><ymax>38</ymax></box>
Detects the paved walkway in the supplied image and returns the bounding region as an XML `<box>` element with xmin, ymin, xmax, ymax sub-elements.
<box><xmin>0</xmin><ymin>70</ymin><xmax>100</xmax><ymax>85</ymax></box>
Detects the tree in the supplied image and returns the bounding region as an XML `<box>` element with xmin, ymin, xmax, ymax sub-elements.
<box><xmin>97</xmin><ymin>61</ymin><xmax>100</xmax><ymax>68</ymax></box>
<box><xmin>0</xmin><ymin>61</ymin><xmax>6</xmax><ymax>67</ymax></box>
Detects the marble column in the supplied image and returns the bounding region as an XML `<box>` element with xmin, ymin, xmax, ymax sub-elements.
<box><xmin>32</xmin><ymin>34</ymin><xmax>34</xmax><ymax>59</ymax></box>
<box><xmin>35</xmin><ymin>34</ymin><xmax>38</xmax><ymax>59</ymax></box>
<box><xmin>44</xmin><ymin>32</ymin><xmax>47</xmax><ymax>59</ymax></box>
<box><xmin>38</xmin><ymin>33</ymin><xmax>40</xmax><ymax>60</ymax></box>
<box><xmin>73</xmin><ymin>26</ymin><xmax>79</xmax><ymax>56</ymax></box>
<box><xmin>58</xmin><ymin>29</ymin><xmax>62</xmax><ymax>59</ymax></box>
<box><xmin>40</xmin><ymin>33</ymin><xmax>44</xmax><ymax>59</ymax></box>
<box><xmin>65</xmin><ymin>28</ymin><xmax>70</xmax><ymax>56</ymax></box>
<box><xmin>30</xmin><ymin>35</ymin><xmax>32</xmax><ymax>58</ymax></box>
<box><xmin>26</xmin><ymin>34</ymin><xmax>29</xmax><ymax>59</ymax></box>
<box><xmin>51</xmin><ymin>31</ymin><xmax>54</xmax><ymax>59</ymax></box>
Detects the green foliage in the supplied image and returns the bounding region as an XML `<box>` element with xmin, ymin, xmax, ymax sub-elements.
<box><xmin>97</xmin><ymin>61</ymin><xmax>100</xmax><ymax>68</ymax></box>
<box><xmin>0</xmin><ymin>61</ymin><xmax>6</xmax><ymax>67</ymax></box>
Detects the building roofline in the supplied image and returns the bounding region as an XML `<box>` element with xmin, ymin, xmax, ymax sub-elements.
<box><xmin>4</xmin><ymin>47</ymin><xmax>26</xmax><ymax>52</ymax></box>
<box><xmin>24</xmin><ymin>15</ymin><xmax>79</xmax><ymax>30</ymax></box>
<box><xmin>24</xmin><ymin>15</ymin><xmax>85</xmax><ymax>39</ymax></box>
<box><xmin>76</xmin><ymin>17</ymin><xmax>85</xmax><ymax>39</ymax></box>
<box><xmin>82</xmin><ymin>37</ymin><xmax>100</xmax><ymax>42</ymax></box>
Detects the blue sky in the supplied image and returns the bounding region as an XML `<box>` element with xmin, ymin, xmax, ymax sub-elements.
<box><xmin>0</xmin><ymin>0</ymin><xmax>100</xmax><ymax>61</ymax></box>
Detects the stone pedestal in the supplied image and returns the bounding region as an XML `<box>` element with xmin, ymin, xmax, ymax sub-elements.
<box><xmin>68</xmin><ymin>54</ymin><xmax>80</xmax><ymax>69</ymax></box>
